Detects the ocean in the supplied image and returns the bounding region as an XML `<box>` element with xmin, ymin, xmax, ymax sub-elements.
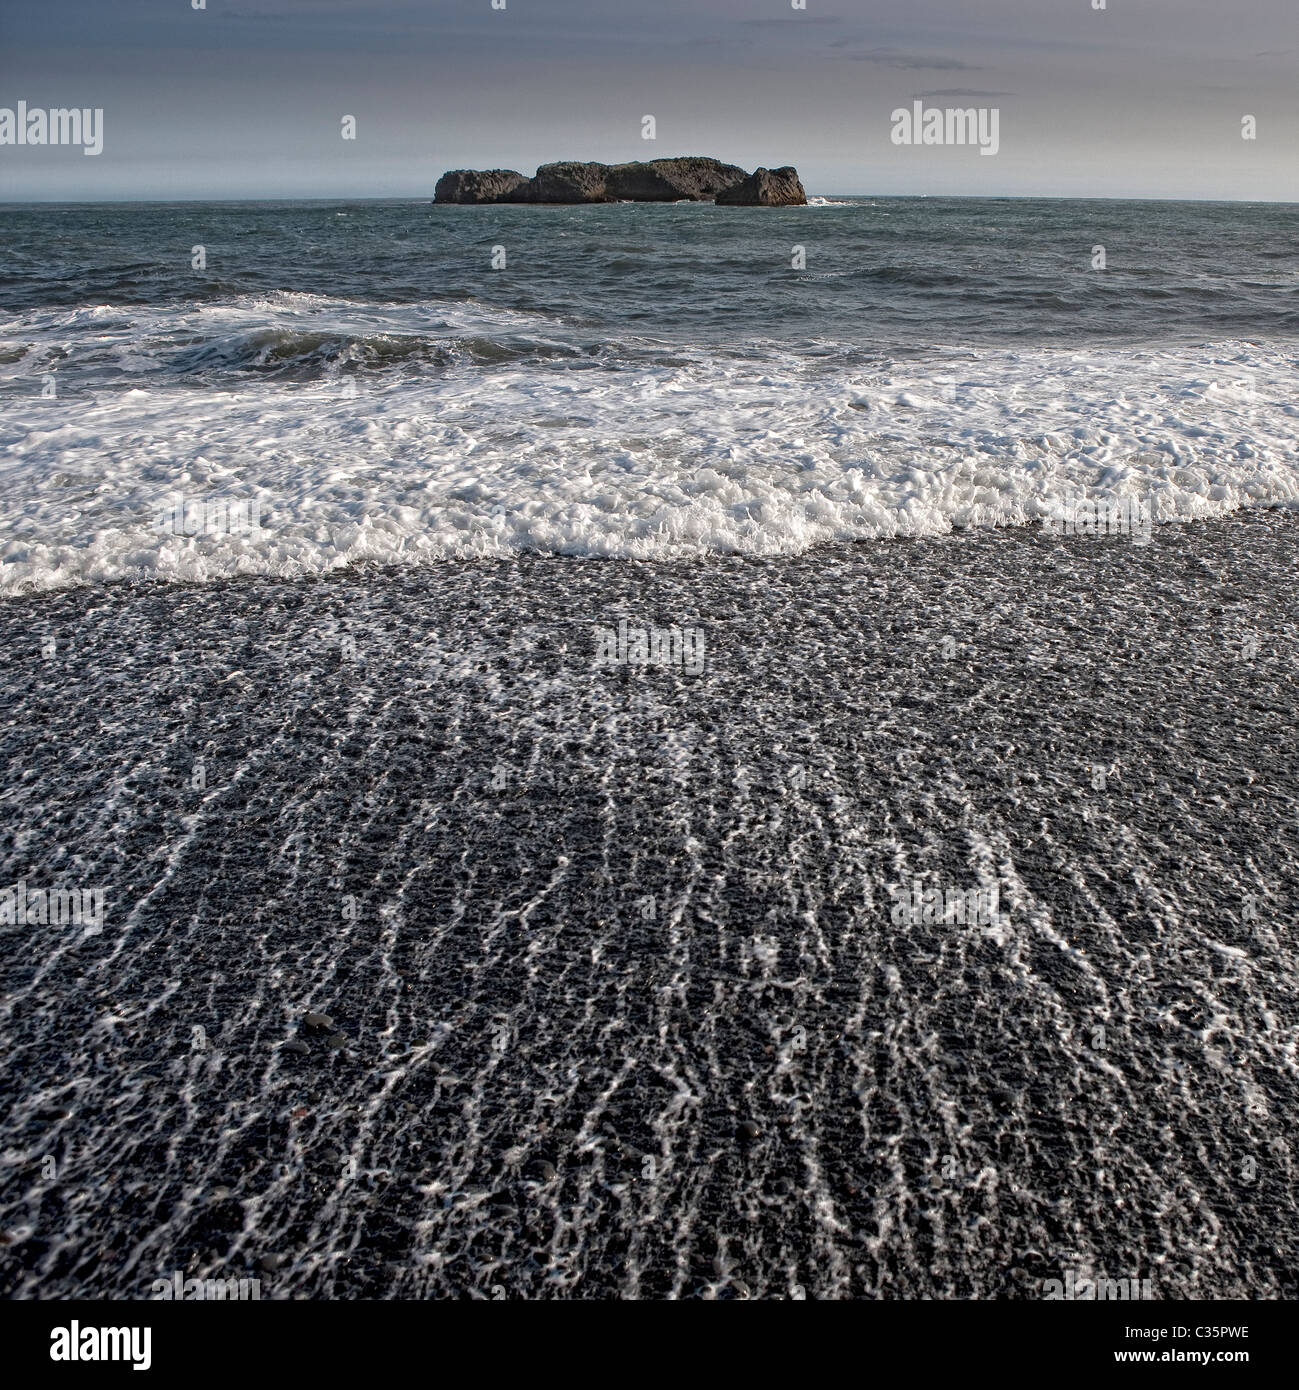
<box><xmin>1</xmin><ymin>197</ymin><xmax>1298</xmax><ymax>1301</ymax></box>
<box><xmin>1</xmin><ymin>196</ymin><xmax>1297</xmax><ymax>590</ymax></box>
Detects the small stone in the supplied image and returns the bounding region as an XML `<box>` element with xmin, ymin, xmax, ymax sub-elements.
<box><xmin>259</xmin><ymin>1253</ymin><xmax>285</xmax><ymax>1273</ymax></box>
<box><xmin>736</xmin><ymin>1120</ymin><xmax>761</xmax><ymax>1142</ymax></box>
<box><xmin>304</xmin><ymin>1012</ymin><xmax>333</xmax><ymax>1032</ymax></box>
<box><xmin>530</xmin><ymin>1160</ymin><xmax>557</xmax><ymax>1181</ymax></box>
<box><xmin>282</xmin><ymin>1040</ymin><xmax>309</xmax><ymax>1055</ymax></box>
<box><xmin>325</xmin><ymin>1032</ymin><xmax>347</xmax><ymax>1050</ymax></box>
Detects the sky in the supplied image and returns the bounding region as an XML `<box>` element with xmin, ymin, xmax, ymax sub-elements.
<box><xmin>1</xmin><ymin>0</ymin><xmax>1296</xmax><ymax>202</ymax></box>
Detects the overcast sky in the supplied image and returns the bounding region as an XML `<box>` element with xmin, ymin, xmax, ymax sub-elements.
<box><xmin>2</xmin><ymin>0</ymin><xmax>1296</xmax><ymax>201</ymax></box>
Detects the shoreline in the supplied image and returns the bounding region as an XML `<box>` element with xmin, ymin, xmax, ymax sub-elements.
<box><xmin>1</xmin><ymin>507</ymin><xmax>1296</xmax><ymax>1298</ymax></box>
<box><xmin>5</xmin><ymin>503</ymin><xmax>1299</xmax><ymax>605</ymax></box>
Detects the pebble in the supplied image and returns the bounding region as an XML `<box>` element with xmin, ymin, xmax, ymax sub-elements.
<box><xmin>736</xmin><ymin>1120</ymin><xmax>761</xmax><ymax>1142</ymax></box>
<box><xmin>304</xmin><ymin>1013</ymin><xmax>334</xmax><ymax>1032</ymax></box>
<box><xmin>259</xmin><ymin>1253</ymin><xmax>285</xmax><ymax>1273</ymax></box>
<box><xmin>282</xmin><ymin>1040</ymin><xmax>309</xmax><ymax>1055</ymax></box>
<box><xmin>325</xmin><ymin>1032</ymin><xmax>347</xmax><ymax>1050</ymax></box>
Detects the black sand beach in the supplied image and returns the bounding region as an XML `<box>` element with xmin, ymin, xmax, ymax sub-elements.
<box><xmin>1</xmin><ymin>511</ymin><xmax>1297</xmax><ymax>1299</ymax></box>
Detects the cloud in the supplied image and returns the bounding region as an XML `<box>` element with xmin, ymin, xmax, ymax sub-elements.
<box><xmin>911</xmin><ymin>89</ymin><xmax>1016</xmax><ymax>99</ymax></box>
<box><xmin>832</xmin><ymin>47</ymin><xmax>982</xmax><ymax>71</ymax></box>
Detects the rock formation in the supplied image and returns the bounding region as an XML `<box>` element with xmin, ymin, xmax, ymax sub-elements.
<box><xmin>529</xmin><ymin>161</ymin><xmax>615</xmax><ymax>203</ymax></box>
<box><xmin>432</xmin><ymin>168</ymin><xmax>531</xmax><ymax>204</ymax></box>
<box><xmin>605</xmin><ymin>157</ymin><xmax>749</xmax><ymax>201</ymax></box>
<box><xmin>714</xmin><ymin>166</ymin><xmax>808</xmax><ymax>207</ymax></box>
<box><xmin>433</xmin><ymin>157</ymin><xmax>802</xmax><ymax>205</ymax></box>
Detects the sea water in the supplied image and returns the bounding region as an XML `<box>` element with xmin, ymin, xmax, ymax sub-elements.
<box><xmin>0</xmin><ymin>196</ymin><xmax>1296</xmax><ymax>592</ymax></box>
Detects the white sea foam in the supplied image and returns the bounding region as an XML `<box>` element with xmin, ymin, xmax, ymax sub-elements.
<box><xmin>1</xmin><ymin>294</ymin><xmax>1297</xmax><ymax>592</ymax></box>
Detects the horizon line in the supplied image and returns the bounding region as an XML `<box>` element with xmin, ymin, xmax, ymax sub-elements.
<box><xmin>3</xmin><ymin>192</ymin><xmax>1298</xmax><ymax>207</ymax></box>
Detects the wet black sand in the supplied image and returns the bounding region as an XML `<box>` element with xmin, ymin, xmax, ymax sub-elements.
<box><xmin>1</xmin><ymin>511</ymin><xmax>1297</xmax><ymax>1299</ymax></box>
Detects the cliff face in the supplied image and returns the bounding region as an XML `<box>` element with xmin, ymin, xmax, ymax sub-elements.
<box><xmin>715</xmin><ymin>167</ymin><xmax>808</xmax><ymax>207</ymax></box>
<box><xmin>529</xmin><ymin>162</ymin><xmax>614</xmax><ymax>203</ymax></box>
<box><xmin>434</xmin><ymin>157</ymin><xmax>800</xmax><ymax>205</ymax></box>
<box><xmin>605</xmin><ymin>157</ymin><xmax>749</xmax><ymax>201</ymax></box>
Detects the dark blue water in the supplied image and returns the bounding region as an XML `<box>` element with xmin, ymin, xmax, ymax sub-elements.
<box><xmin>2</xmin><ymin>198</ymin><xmax>1296</xmax><ymax>371</ymax></box>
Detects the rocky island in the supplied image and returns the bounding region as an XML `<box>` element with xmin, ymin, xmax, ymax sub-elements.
<box><xmin>435</xmin><ymin>157</ymin><xmax>807</xmax><ymax>206</ymax></box>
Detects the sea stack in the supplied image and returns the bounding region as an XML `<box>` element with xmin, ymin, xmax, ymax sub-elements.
<box><xmin>433</xmin><ymin>157</ymin><xmax>800</xmax><ymax>205</ymax></box>
<box><xmin>529</xmin><ymin>161</ymin><xmax>615</xmax><ymax>203</ymax></box>
<box><xmin>433</xmin><ymin>168</ymin><xmax>532</xmax><ymax>204</ymax></box>
<box><xmin>715</xmin><ymin>167</ymin><xmax>808</xmax><ymax>207</ymax></box>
